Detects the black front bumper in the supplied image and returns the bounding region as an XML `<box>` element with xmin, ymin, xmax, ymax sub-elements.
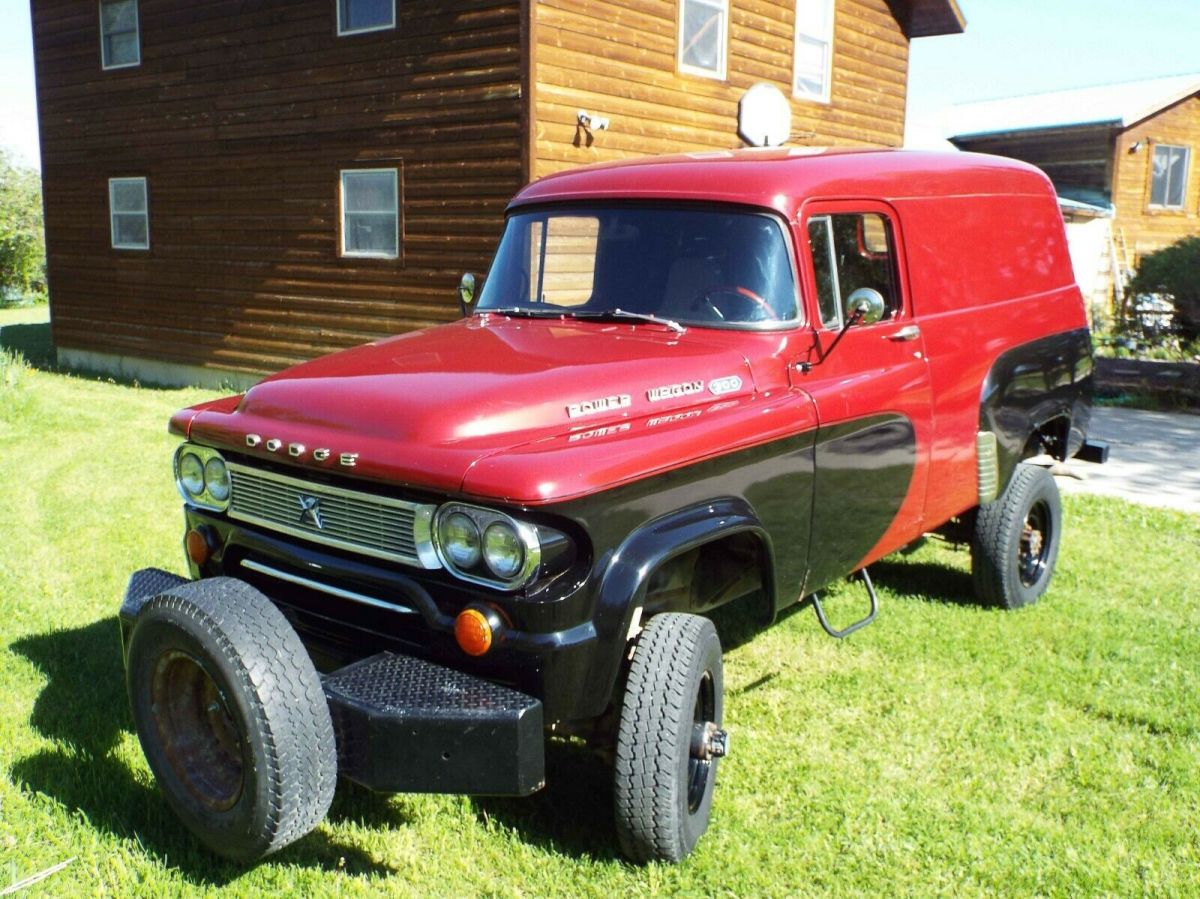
<box><xmin>121</xmin><ymin>568</ymin><xmax>545</xmax><ymax>797</ymax></box>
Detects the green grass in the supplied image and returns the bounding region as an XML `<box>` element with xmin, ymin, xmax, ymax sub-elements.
<box><xmin>2</xmin><ymin>363</ymin><xmax>1198</xmax><ymax>896</ymax></box>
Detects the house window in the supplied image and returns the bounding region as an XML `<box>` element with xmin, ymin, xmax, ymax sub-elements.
<box><xmin>337</xmin><ymin>0</ymin><xmax>395</xmax><ymax>36</ymax></box>
<box><xmin>794</xmin><ymin>0</ymin><xmax>834</xmax><ymax>102</ymax></box>
<box><xmin>678</xmin><ymin>0</ymin><xmax>728</xmax><ymax>80</ymax></box>
<box><xmin>1149</xmin><ymin>144</ymin><xmax>1190</xmax><ymax>209</ymax></box>
<box><xmin>100</xmin><ymin>0</ymin><xmax>140</xmax><ymax>70</ymax></box>
<box><xmin>341</xmin><ymin>169</ymin><xmax>399</xmax><ymax>259</ymax></box>
<box><xmin>109</xmin><ymin>177</ymin><xmax>149</xmax><ymax>250</ymax></box>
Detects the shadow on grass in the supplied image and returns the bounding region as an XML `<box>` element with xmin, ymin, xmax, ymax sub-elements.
<box><xmin>9</xmin><ymin>618</ymin><xmax>396</xmax><ymax>884</ymax></box>
<box><xmin>0</xmin><ymin>321</ymin><xmax>54</xmax><ymax>367</ymax></box>
<box><xmin>470</xmin><ymin>738</ymin><xmax>622</xmax><ymax>862</ymax></box>
<box><xmin>868</xmin><ymin>557</ymin><xmax>977</xmax><ymax>607</ymax></box>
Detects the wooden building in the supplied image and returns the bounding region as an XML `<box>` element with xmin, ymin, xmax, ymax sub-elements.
<box><xmin>946</xmin><ymin>75</ymin><xmax>1200</xmax><ymax>313</ymax></box>
<box><xmin>32</xmin><ymin>0</ymin><xmax>964</xmax><ymax>387</ymax></box>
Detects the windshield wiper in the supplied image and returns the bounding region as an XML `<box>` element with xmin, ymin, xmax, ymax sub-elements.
<box><xmin>569</xmin><ymin>308</ymin><xmax>686</xmax><ymax>334</ymax></box>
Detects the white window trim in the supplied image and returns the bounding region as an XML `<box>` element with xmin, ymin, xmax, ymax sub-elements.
<box><xmin>99</xmin><ymin>0</ymin><xmax>141</xmax><ymax>71</ymax></box>
<box><xmin>793</xmin><ymin>0</ymin><xmax>835</xmax><ymax>104</ymax></box>
<box><xmin>1148</xmin><ymin>143</ymin><xmax>1191</xmax><ymax>210</ymax></box>
<box><xmin>109</xmin><ymin>176</ymin><xmax>149</xmax><ymax>251</ymax></box>
<box><xmin>336</xmin><ymin>0</ymin><xmax>396</xmax><ymax>36</ymax></box>
<box><xmin>678</xmin><ymin>0</ymin><xmax>728</xmax><ymax>81</ymax></box>
<box><xmin>340</xmin><ymin>168</ymin><xmax>400</xmax><ymax>260</ymax></box>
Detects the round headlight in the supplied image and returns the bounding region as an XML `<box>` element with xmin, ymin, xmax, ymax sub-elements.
<box><xmin>178</xmin><ymin>452</ymin><xmax>204</xmax><ymax>496</ymax></box>
<box><xmin>440</xmin><ymin>512</ymin><xmax>481</xmax><ymax>569</ymax></box>
<box><xmin>204</xmin><ymin>457</ymin><xmax>230</xmax><ymax>503</ymax></box>
<box><xmin>483</xmin><ymin>522</ymin><xmax>525</xmax><ymax>579</ymax></box>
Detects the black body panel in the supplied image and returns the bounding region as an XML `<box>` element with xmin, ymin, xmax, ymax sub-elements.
<box><xmin>804</xmin><ymin>413</ymin><xmax>916</xmax><ymax>594</ymax></box>
<box><xmin>979</xmin><ymin>328</ymin><xmax>1093</xmax><ymax>489</ymax></box>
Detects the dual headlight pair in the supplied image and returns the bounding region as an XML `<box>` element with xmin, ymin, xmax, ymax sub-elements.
<box><xmin>434</xmin><ymin>505</ymin><xmax>540</xmax><ymax>587</ymax></box>
<box><xmin>175</xmin><ymin>445</ymin><xmax>231</xmax><ymax>512</ymax></box>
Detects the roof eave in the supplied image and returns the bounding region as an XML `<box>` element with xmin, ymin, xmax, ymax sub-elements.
<box><xmin>950</xmin><ymin>120</ymin><xmax>1122</xmax><ymax>144</ymax></box>
<box><xmin>900</xmin><ymin>0</ymin><xmax>966</xmax><ymax>38</ymax></box>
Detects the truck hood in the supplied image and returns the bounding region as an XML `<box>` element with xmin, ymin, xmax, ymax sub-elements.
<box><xmin>185</xmin><ymin>316</ymin><xmax>759</xmax><ymax>499</ymax></box>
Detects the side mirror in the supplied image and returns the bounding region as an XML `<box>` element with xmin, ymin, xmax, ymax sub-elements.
<box><xmin>457</xmin><ymin>272</ymin><xmax>476</xmax><ymax>317</ymax></box>
<box><xmin>844</xmin><ymin>287</ymin><xmax>885</xmax><ymax>326</ymax></box>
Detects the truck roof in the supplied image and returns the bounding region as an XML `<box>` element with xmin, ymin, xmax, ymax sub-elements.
<box><xmin>510</xmin><ymin>148</ymin><xmax>1057</xmax><ymax>217</ymax></box>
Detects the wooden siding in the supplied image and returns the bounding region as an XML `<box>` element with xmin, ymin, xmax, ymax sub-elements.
<box><xmin>532</xmin><ymin>0</ymin><xmax>911</xmax><ymax>178</ymax></box>
<box><xmin>33</xmin><ymin>0</ymin><xmax>524</xmax><ymax>374</ymax></box>
<box><xmin>1112</xmin><ymin>94</ymin><xmax>1200</xmax><ymax>265</ymax></box>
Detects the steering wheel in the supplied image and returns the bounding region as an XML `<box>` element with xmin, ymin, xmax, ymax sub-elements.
<box><xmin>691</xmin><ymin>285</ymin><xmax>779</xmax><ymax>323</ymax></box>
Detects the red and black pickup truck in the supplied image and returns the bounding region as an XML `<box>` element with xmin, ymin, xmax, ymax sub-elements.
<box><xmin>119</xmin><ymin>148</ymin><xmax>1105</xmax><ymax>864</ymax></box>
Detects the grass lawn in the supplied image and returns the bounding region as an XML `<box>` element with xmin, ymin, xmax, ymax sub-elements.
<box><xmin>2</xmin><ymin>357</ymin><xmax>1198</xmax><ymax>896</ymax></box>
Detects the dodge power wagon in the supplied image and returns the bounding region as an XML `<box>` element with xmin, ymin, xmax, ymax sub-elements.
<box><xmin>120</xmin><ymin>148</ymin><xmax>1105</xmax><ymax>864</ymax></box>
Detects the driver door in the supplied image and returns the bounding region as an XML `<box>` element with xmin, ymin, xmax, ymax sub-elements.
<box><xmin>794</xmin><ymin>201</ymin><xmax>933</xmax><ymax>594</ymax></box>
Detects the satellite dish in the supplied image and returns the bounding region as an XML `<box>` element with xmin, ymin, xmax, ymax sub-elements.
<box><xmin>738</xmin><ymin>83</ymin><xmax>792</xmax><ymax>147</ymax></box>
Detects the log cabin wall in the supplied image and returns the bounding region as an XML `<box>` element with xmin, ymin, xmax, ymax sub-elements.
<box><xmin>1111</xmin><ymin>95</ymin><xmax>1200</xmax><ymax>265</ymax></box>
<box><xmin>33</xmin><ymin>0</ymin><xmax>524</xmax><ymax>377</ymax></box>
<box><xmin>531</xmin><ymin>0</ymin><xmax>911</xmax><ymax>178</ymax></box>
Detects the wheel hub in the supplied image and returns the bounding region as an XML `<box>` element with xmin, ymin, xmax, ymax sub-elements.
<box><xmin>690</xmin><ymin>721</ymin><xmax>730</xmax><ymax>761</ymax></box>
<box><xmin>150</xmin><ymin>651</ymin><xmax>244</xmax><ymax>812</ymax></box>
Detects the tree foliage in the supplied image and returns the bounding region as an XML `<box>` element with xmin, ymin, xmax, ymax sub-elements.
<box><xmin>0</xmin><ymin>150</ymin><xmax>46</xmax><ymax>302</ymax></box>
<box><xmin>1128</xmin><ymin>236</ymin><xmax>1200</xmax><ymax>341</ymax></box>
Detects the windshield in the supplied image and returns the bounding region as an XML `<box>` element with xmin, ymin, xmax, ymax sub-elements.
<box><xmin>476</xmin><ymin>205</ymin><xmax>799</xmax><ymax>327</ymax></box>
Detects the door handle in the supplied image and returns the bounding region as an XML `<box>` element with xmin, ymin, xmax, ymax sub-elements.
<box><xmin>887</xmin><ymin>325</ymin><xmax>921</xmax><ymax>342</ymax></box>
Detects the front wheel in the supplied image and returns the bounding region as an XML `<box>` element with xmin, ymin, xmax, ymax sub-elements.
<box><xmin>971</xmin><ymin>462</ymin><xmax>1063</xmax><ymax>609</ymax></box>
<box><xmin>614</xmin><ymin>613</ymin><xmax>726</xmax><ymax>863</ymax></box>
<box><xmin>126</xmin><ymin>578</ymin><xmax>337</xmax><ymax>862</ymax></box>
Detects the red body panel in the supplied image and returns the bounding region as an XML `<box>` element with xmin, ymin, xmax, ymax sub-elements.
<box><xmin>178</xmin><ymin>149</ymin><xmax>1086</xmax><ymax>570</ymax></box>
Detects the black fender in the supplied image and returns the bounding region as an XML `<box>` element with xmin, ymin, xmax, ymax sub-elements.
<box><xmin>576</xmin><ymin>496</ymin><xmax>774</xmax><ymax>719</ymax></box>
<box><xmin>979</xmin><ymin>328</ymin><xmax>1093</xmax><ymax>493</ymax></box>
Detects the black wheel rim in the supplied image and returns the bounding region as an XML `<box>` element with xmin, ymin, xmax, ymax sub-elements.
<box><xmin>150</xmin><ymin>651</ymin><xmax>244</xmax><ymax>811</ymax></box>
<box><xmin>687</xmin><ymin>671</ymin><xmax>716</xmax><ymax>814</ymax></box>
<box><xmin>1018</xmin><ymin>499</ymin><xmax>1052</xmax><ymax>588</ymax></box>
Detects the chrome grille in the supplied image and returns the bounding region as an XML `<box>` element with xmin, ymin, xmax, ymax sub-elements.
<box><xmin>226</xmin><ymin>462</ymin><xmax>438</xmax><ymax>568</ymax></box>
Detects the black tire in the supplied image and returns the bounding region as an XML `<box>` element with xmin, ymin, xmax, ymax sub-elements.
<box><xmin>614</xmin><ymin>612</ymin><xmax>724</xmax><ymax>863</ymax></box>
<box><xmin>126</xmin><ymin>577</ymin><xmax>337</xmax><ymax>862</ymax></box>
<box><xmin>971</xmin><ymin>463</ymin><xmax>1063</xmax><ymax>609</ymax></box>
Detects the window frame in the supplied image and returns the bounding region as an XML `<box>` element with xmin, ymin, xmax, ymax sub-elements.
<box><xmin>1148</xmin><ymin>143</ymin><xmax>1191</xmax><ymax>211</ymax></box>
<box><xmin>108</xmin><ymin>176</ymin><xmax>150</xmax><ymax>251</ymax></box>
<box><xmin>99</xmin><ymin>0</ymin><xmax>141</xmax><ymax>71</ymax></box>
<box><xmin>677</xmin><ymin>0</ymin><xmax>729</xmax><ymax>82</ymax></box>
<box><xmin>339</xmin><ymin>167</ymin><xmax>400</xmax><ymax>260</ymax></box>
<box><xmin>793</xmin><ymin>0</ymin><xmax>835</xmax><ymax>103</ymax></box>
<box><xmin>336</xmin><ymin>0</ymin><xmax>396</xmax><ymax>37</ymax></box>
<box><xmin>802</xmin><ymin>205</ymin><xmax>905</xmax><ymax>332</ymax></box>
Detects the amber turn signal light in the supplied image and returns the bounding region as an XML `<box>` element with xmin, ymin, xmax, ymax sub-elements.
<box><xmin>455</xmin><ymin>605</ymin><xmax>504</xmax><ymax>656</ymax></box>
<box><xmin>185</xmin><ymin>528</ymin><xmax>212</xmax><ymax>566</ymax></box>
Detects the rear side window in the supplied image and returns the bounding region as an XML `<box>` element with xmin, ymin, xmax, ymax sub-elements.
<box><xmin>806</xmin><ymin>212</ymin><xmax>899</xmax><ymax>328</ymax></box>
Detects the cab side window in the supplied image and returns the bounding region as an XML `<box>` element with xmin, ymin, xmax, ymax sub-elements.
<box><xmin>807</xmin><ymin>212</ymin><xmax>900</xmax><ymax>329</ymax></box>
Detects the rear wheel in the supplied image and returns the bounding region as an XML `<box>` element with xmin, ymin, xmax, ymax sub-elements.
<box><xmin>971</xmin><ymin>463</ymin><xmax>1062</xmax><ymax>609</ymax></box>
<box><xmin>126</xmin><ymin>577</ymin><xmax>337</xmax><ymax>862</ymax></box>
<box><xmin>614</xmin><ymin>613</ymin><xmax>726</xmax><ymax>863</ymax></box>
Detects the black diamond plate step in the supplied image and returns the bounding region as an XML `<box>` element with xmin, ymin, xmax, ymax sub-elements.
<box><xmin>323</xmin><ymin>652</ymin><xmax>545</xmax><ymax>796</ymax></box>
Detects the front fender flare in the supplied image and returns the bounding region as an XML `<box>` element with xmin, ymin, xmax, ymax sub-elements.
<box><xmin>576</xmin><ymin>496</ymin><xmax>774</xmax><ymax>718</ymax></box>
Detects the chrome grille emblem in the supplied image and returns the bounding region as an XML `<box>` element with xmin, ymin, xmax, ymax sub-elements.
<box><xmin>298</xmin><ymin>494</ymin><xmax>324</xmax><ymax>530</ymax></box>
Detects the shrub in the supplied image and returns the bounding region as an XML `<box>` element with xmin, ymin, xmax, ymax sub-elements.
<box><xmin>1128</xmin><ymin>236</ymin><xmax>1200</xmax><ymax>341</ymax></box>
<box><xmin>0</xmin><ymin>151</ymin><xmax>46</xmax><ymax>303</ymax></box>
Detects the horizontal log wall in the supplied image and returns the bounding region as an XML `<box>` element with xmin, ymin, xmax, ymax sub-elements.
<box><xmin>34</xmin><ymin>0</ymin><xmax>524</xmax><ymax>374</ymax></box>
<box><xmin>532</xmin><ymin>0</ymin><xmax>911</xmax><ymax>178</ymax></box>
<box><xmin>1112</xmin><ymin>96</ymin><xmax>1200</xmax><ymax>265</ymax></box>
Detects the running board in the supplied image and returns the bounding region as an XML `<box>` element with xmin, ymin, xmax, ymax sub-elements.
<box><xmin>810</xmin><ymin>568</ymin><xmax>879</xmax><ymax>639</ymax></box>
